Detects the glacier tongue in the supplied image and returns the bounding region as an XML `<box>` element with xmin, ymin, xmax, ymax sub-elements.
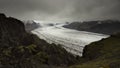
<box><xmin>31</xmin><ymin>21</ymin><xmax>109</xmax><ymax>56</ymax></box>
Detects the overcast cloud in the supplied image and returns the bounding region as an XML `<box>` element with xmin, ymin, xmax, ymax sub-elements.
<box><xmin>0</xmin><ymin>0</ymin><xmax>120</xmax><ymax>22</ymax></box>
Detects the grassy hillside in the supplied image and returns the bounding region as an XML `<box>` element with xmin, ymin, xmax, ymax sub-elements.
<box><xmin>0</xmin><ymin>13</ymin><xmax>79</xmax><ymax>68</ymax></box>
<box><xmin>70</xmin><ymin>33</ymin><xmax>120</xmax><ymax>68</ymax></box>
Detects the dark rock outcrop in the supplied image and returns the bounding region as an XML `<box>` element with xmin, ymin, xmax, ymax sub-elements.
<box><xmin>0</xmin><ymin>13</ymin><xmax>27</xmax><ymax>47</ymax></box>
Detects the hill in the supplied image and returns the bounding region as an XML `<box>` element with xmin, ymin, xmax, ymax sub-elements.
<box><xmin>70</xmin><ymin>33</ymin><xmax>120</xmax><ymax>68</ymax></box>
<box><xmin>0</xmin><ymin>13</ymin><xmax>79</xmax><ymax>68</ymax></box>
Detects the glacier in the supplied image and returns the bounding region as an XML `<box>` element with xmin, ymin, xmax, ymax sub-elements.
<box><xmin>31</xmin><ymin>21</ymin><xmax>109</xmax><ymax>56</ymax></box>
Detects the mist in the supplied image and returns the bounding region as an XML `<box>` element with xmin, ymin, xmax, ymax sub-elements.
<box><xmin>0</xmin><ymin>0</ymin><xmax>120</xmax><ymax>22</ymax></box>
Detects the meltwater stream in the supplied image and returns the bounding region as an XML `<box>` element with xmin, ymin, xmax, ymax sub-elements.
<box><xmin>31</xmin><ymin>21</ymin><xmax>109</xmax><ymax>56</ymax></box>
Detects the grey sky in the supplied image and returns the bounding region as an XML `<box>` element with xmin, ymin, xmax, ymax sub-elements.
<box><xmin>0</xmin><ymin>0</ymin><xmax>120</xmax><ymax>22</ymax></box>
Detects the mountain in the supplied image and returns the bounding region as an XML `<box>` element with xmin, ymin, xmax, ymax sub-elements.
<box><xmin>0</xmin><ymin>13</ymin><xmax>79</xmax><ymax>68</ymax></box>
<box><xmin>63</xmin><ymin>20</ymin><xmax>120</xmax><ymax>35</ymax></box>
<box><xmin>24</xmin><ymin>20</ymin><xmax>40</xmax><ymax>32</ymax></box>
<box><xmin>70</xmin><ymin>33</ymin><xmax>120</xmax><ymax>68</ymax></box>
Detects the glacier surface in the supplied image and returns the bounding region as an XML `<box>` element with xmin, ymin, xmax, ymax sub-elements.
<box><xmin>31</xmin><ymin>21</ymin><xmax>109</xmax><ymax>56</ymax></box>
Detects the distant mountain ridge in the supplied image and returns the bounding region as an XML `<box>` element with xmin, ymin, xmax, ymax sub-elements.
<box><xmin>63</xmin><ymin>20</ymin><xmax>120</xmax><ymax>34</ymax></box>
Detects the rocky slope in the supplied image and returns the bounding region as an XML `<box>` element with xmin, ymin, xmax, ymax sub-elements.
<box><xmin>0</xmin><ymin>13</ymin><xmax>78</xmax><ymax>68</ymax></box>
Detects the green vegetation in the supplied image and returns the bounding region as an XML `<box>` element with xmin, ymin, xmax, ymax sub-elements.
<box><xmin>70</xmin><ymin>33</ymin><xmax>120</xmax><ymax>68</ymax></box>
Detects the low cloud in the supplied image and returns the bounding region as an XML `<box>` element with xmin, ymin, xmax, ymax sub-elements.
<box><xmin>0</xmin><ymin>0</ymin><xmax>120</xmax><ymax>22</ymax></box>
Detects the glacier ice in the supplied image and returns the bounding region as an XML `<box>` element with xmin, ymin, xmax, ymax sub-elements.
<box><xmin>31</xmin><ymin>21</ymin><xmax>109</xmax><ymax>56</ymax></box>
